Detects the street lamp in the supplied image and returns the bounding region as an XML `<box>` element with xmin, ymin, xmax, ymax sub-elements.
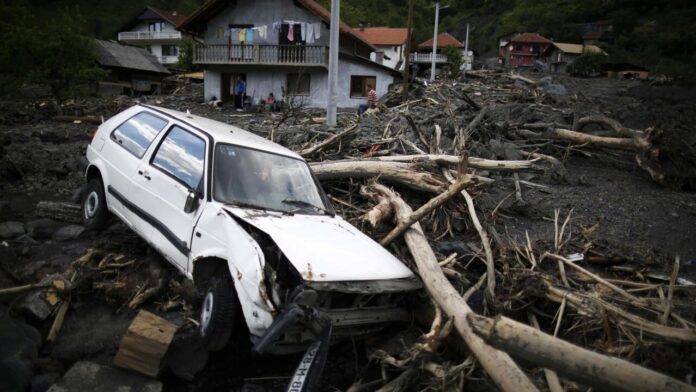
<box><xmin>430</xmin><ymin>2</ymin><xmax>449</xmax><ymax>81</ymax></box>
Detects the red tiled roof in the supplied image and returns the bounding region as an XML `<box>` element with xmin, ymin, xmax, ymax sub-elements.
<box><xmin>351</xmin><ymin>27</ymin><xmax>410</xmax><ymax>46</ymax></box>
<box><xmin>418</xmin><ymin>32</ymin><xmax>462</xmax><ymax>49</ymax></box>
<box><xmin>149</xmin><ymin>7</ymin><xmax>189</xmax><ymax>27</ymax></box>
<box><xmin>583</xmin><ymin>31</ymin><xmax>604</xmax><ymax>40</ymax></box>
<box><xmin>509</xmin><ymin>32</ymin><xmax>552</xmax><ymax>44</ymax></box>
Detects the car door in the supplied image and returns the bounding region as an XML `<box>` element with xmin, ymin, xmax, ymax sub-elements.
<box><xmin>100</xmin><ymin>111</ymin><xmax>169</xmax><ymax>237</ymax></box>
<box><xmin>129</xmin><ymin>124</ymin><xmax>208</xmax><ymax>273</ymax></box>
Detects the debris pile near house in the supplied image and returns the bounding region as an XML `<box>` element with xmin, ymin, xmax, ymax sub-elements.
<box><xmin>1</xmin><ymin>70</ymin><xmax>695</xmax><ymax>391</ymax></box>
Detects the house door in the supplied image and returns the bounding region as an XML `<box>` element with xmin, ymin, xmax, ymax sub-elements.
<box><xmin>221</xmin><ymin>73</ymin><xmax>247</xmax><ymax>104</ymax></box>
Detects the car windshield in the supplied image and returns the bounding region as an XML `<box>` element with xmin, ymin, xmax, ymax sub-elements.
<box><xmin>213</xmin><ymin>143</ymin><xmax>332</xmax><ymax>215</ymax></box>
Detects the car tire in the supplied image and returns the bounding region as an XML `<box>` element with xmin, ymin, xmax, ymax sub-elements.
<box><xmin>82</xmin><ymin>179</ymin><xmax>108</xmax><ymax>231</ymax></box>
<box><xmin>200</xmin><ymin>275</ymin><xmax>236</xmax><ymax>351</ymax></box>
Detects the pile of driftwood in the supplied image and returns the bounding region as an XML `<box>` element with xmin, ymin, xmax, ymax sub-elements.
<box><xmin>288</xmin><ymin>73</ymin><xmax>696</xmax><ymax>391</ymax></box>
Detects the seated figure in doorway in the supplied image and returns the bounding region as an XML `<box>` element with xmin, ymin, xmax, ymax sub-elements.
<box><xmin>358</xmin><ymin>84</ymin><xmax>378</xmax><ymax>115</ymax></box>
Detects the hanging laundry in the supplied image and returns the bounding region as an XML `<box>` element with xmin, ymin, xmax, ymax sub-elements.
<box><xmin>300</xmin><ymin>23</ymin><xmax>307</xmax><ymax>41</ymax></box>
<box><xmin>257</xmin><ymin>25</ymin><xmax>267</xmax><ymax>40</ymax></box>
<box><xmin>246</xmin><ymin>28</ymin><xmax>254</xmax><ymax>43</ymax></box>
<box><xmin>293</xmin><ymin>23</ymin><xmax>302</xmax><ymax>43</ymax></box>
<box><xmin>287</xmin><ymin>24</ymin><xmax>294</xmax><ymax>42</ymax></box>
<box><xmin>239</xmin><ymin>28</ymin><xmax>246</xmax><ymax>43</ymax></box>
<box><xmin>305</xmin><ymin>23</ymin><xmax>314</xmax><ymax>44</ymax></box>
<box><xmin>314</xmin><ymin>23</ymin><xmax>321</xmax><ymax>40</ymax></box>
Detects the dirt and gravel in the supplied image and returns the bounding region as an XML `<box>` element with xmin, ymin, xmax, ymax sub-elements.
<box><xmin>1</xmin><ymin>73</ymin><xmax>695</xmax><ymax>391</ymax></box>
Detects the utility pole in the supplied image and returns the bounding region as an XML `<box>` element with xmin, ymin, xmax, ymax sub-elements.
<box><xmin>464</xmin><ymin>23</ymin><xmax>470</xmax><ymax>70</ymax></box>
<box><xmin>430</xmin><ymin>2</ymin><xmax>449</xmax><ymax>81</ymax></box>
<box><xmin>402</xmin><ymin>0</ymin><xmax>414</xmax><ymax>102</ymax></box>
<box><xmin>326</xmin><ymin>0</ymin><xmax>340</xmax><ymax>126</ymax></box>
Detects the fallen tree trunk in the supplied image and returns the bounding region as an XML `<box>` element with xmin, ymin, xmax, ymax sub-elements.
<box><xmin>36</xmin><ymin>201</ymin><xmax>82</xmax><ymax>224</ymax></box>
<box><xmin>370</xmin><ymin>154</ymin><xmax>545</xmax><ymax>172</ymax></box>
<box><xmin>468</xmin><ymin>314</ymin><xmax>696</xmax><ymax>392</ymax></box>
<box><xmin>545</xmin><ymin>128</ymin><xmax>638</xmax><ymax>150</ymax></box>
<box><xmin>53</xmin><ymin>115</ymin><xmax>102</xmax><ymax>125</ymax></box>
<box><xmin>368</xmin><ymin>183</ymin><xmax>539</xmax><ymax>392</ymax></box>
<box><xmin>310</xmin><ymin>161</ymin><xmax>446</xmax><ymax>193</ymax></box>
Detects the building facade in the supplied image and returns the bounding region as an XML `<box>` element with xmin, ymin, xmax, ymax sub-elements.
<box><xmin>502</xmin><ymin>32</ymin><xmax>552</xmax><ymax>69</ymax></box>
<box><xmin>179</xmin><ymin>0</ymin><xmax>398</xmax><ymax>108</ymax></box>
<box><xmin>545</xmin><ymin>43</ymin><xmax>605</xmax><ymax>74</ymax></box>
<box><xmin>118</xmin><ymin>7</ymin><xmax>189</xmax><ymax>66</ymax></box>
<box><xmin>413</xmin><ymin>32</ymin><xmax>474</xmax><ymax>71</ymax></box>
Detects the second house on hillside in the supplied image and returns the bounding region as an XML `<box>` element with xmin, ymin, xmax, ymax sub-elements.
<box><xmin>501</xmin><ymin>32</ymin><xmax>552</xmax><ymax>70</ymax></box>
<box><xmin>545</xmin><ymin>43</ymin><xmax>606</xmax><ymax>74</ymax></box>
<box><xmin>178</xmin><ymin>0</ymin><xmax>400</xmax><ymax>109</ymax></box>
<box><xmin>351</xmin><ymin>27</ymin><xmax>410</xmax><ymax>70</ymax></box>
<box><xmin>118</xmin><ymin>7</ymin><xmax>190</xmax><ymax>66</ymax></box>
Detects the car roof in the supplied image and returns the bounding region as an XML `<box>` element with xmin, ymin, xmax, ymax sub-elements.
<box><xmin>139</xmin><ymin>104</ymin><xmax>303</xmax><ymax>160</ymax></box>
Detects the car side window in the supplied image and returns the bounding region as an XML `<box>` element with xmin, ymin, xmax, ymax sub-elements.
<box><xmin>110</xmin><ymin>112</ymin><xmax>168</xmax><ymax>158</ymax></box>
<box><xmin>151</xmin><ymin>126</ymin><xmax>206</xmax><ymax>190</ymax></box>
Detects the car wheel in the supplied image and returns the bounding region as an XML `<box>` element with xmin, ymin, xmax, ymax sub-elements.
<box><xmin>200</xmin><ymin>275</ymin><xmax>236</xmax><ymax>351</ymax></box>
<box><xmin>82</xmin><ymin>179</ymin><xmax>108</xmax><ymax>231</ymax></box>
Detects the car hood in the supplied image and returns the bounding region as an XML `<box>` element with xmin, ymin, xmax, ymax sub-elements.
<box><xmin>224</xmin><ymin>207</ymin><xmax>415</xmax><ymax>282</ymax></box>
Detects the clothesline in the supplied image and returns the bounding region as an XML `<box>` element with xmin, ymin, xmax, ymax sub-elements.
<box><xmin>225</xmin><ymin>20</ymin><xmax>321</xmax><ymax>44</ymax></box>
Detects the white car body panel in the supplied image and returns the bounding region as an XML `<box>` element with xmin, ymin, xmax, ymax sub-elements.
<box><xmin>225</xmin><ymin>207</ymin><xmax>415</xmax><ymax>282</ymax></box>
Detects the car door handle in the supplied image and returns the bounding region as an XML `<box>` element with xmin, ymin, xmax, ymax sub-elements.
<box><xmin>138</xmin><ymin>170</ymin><xmax>151</xmax><ymax>180</ymax></box>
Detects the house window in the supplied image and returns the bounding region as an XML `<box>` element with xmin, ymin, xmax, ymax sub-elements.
<box><xmin>148</xmin><ymin>22</ymin><xmax>164</xmax><ymax>32</ymax></box>
<box><xmin>286</xmin><ymin>73</ymin><xmax>310</xmax><ymax>95</ymax></box>
<box><xmin>350</xmin><ymin>75</ymin><xmax>377</xmax><ymax>98</ymax></box>
<box><xmin>515</xmin><ymin>44</ymin><xmax>522</xmax><ymax>51</ymax></box>
<box><xmin>162</xmin><ymin>45</ymin><xmax>178</xmax><ymax>57</ymax></box>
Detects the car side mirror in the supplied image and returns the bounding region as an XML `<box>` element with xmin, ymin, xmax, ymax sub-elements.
<box><xmin>184</xmin><ymin>190</ymin><xmax>200</xmax><ymax>213</ymax></box>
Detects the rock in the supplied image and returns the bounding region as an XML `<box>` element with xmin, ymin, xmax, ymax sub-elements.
<box><xmin>17</xmin><ymin>291</ymin><xmax>54</xmax><ymax>320</ymax></box>
<box><xmin>51</xmin><ymin>302</ymin><xmax>131</xmax><ymax>363</ymax></box>
<box><xmin>47</xmin><ymin>361</ymin><xmax>162</xmax><ymax>392</ymax></box>
<box><xmin>0</xmin><ymin>307</ymin><xmax>42</xmax><ymax>392</ymax></box>
<box><xmin>0</xmin><ymin>221</ymin><xmax>25</xmax><ymax>239</ymax></box>
<box><xmin>52</xmin><ymin>225</ymin><xmax>85</xmax><ymax>241</ymax></box>
<box><xmin>25</xmin><ymin>219</ymin><xmax>60</xmax><ymax>240</ymax></box>
<box><xmin>543</xmin><ymin>83</ymin><xmax>568</xmax><ymax>96</ymax></box>
<box><xmin>32</xmin><ymin>373</ymin><xmax>61</xmax><ymax>392</ymax></box>
<box><xmin>0</xmin><ymin>201</ymin><xmax>11</xmax><ymax>221</ymax></box>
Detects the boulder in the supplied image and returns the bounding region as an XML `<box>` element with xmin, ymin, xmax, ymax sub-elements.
<box><xmin>0</xmin><ymin>307</ymin><xmax>42</xmax><ymax>392</ymax></box>
<box><xmin>47</xmin><ymin>361</ymin><xmax>162</xmax><ymax>392</ymax></box>
<box><xmin>0</xmin><ymin>221</ymin><xmax>25</xmax><ymax>239</ymax></box>
<box><xmin>17</xmin><ymin>291</ymin><xmax>54</xmax><ymax>320</ymax></box>
<box><xmin>52</xmin><ymin>225</ymin><xmax>85</xmax><ymax>241</ymax></box>
<box><xmin>25</xmin><ymin>219</ymin><xmax>60</xmax><ymax>240</ymax></box>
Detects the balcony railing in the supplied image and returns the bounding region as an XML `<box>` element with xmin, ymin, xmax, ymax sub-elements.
<box><xmin>118</xmin><ymin>31</ymin><xmax>182</xmax><ymax>41</ymax></box>
<box><xmin>194</xmin><ymin>44</ymin><xmax>328</xmax><ymax>66</ymax></box>
<box><xmin>156</xmin><ymin>55</ymin><xmax>179</xmax><ymax>64</ymax></box>
<box><xmin>409</xmin><ymin>53</ymin><xmax>448</xmax><ymax>64</ymax></box>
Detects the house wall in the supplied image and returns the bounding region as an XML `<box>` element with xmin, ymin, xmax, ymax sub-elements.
<box><xmin>131</xmin><ymin>20</ymin><xmax>178</xmax><ymax>33</ymax></box>
<box><xmin>123</xmin><ymin>20</ymin><xmax>183</xmax><ymax>64</ymax></box>
<box><xmin>204</xmin><ymin>0</ymin><xmax>330</xmax><ymax>46</ymax></box>
<box><xmin>203</xmin><ymin>56</ymin><xmax>394</xmax><ymax>109</ymax></box>
<box><xmin>371</xmin><ymin>44</ymin><xmax>403</xmax><ymax>70</ymax></box>
<box><xmin>505</xmin><ymin>42</ymin><xmax>550</xmax><ymax>68</ymax></box>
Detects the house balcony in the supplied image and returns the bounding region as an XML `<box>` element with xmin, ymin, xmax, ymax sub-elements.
<box><xmin>118</xmin><ymin>31</ymin><xmax>182</xmax><ymax>43</ymax></box>
<box><xmin>194</xmin><ymin>44</ymin><xmax>328</xmax><ymax>67</ymax></box>
<box><xmin>409</xmin><ymin>53</ymin><xmax>447</xmax><ymax>64</ymax></box>
<box><xmin>156</xmin><ymin>55</ymin><xmax>179</xmax><ymax>65</ymax></box>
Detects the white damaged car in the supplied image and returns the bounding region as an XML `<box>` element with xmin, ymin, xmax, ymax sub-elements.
<box><xmin>81</xmin><ymin>105</ymin><xmax>421</xmax><ymax>353</ymax></box>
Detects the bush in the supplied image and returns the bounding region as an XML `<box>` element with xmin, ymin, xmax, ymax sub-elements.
<box><xmin>569</xmin><ymin>49</ymin><xmax>608</xmax><ymax>77</ymax></box>
<box><xmin>442</xmin><ymin>44</ymin><xmax>463</xmax><ymax>78</ymax></box>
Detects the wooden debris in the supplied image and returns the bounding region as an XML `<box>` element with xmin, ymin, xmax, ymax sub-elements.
<box><xmin>113</xmin><ymin>310</ymin><xmax>177</xmax><ymax>377</ymax></box>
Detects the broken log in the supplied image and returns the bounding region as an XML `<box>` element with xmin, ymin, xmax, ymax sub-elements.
<box><xmin>298</xmin><ymin>123</ymin><xmax>359</xmax><ymax>157</ymax></box>
<box><xmin>310</xmin><ymin>161</ymin><xmax>446</xmax><ymax>193</ymax></box>
<box><xmin>371</xmin><ymin>154</ymin><xmax>545</xmax><ymax>172</ymax></box>
<box><xmin>379</xmin><ymin>174</ymin><xmax>471</xmax><ymax>246</ymax></box>
<box><xmin>467</xmin><ymin>314</ymin><xmax>696</xmax><ymax>392</ymax></box>
<box><xmin>113</xmin><ymin>310</ymin><xmax>177</xmax><ymax>377</ymax></box>
<box><xmin>368</xmin><ymin>183</ymin><xmax>539</xmax><ymax>392</ymax></box>
<box><xmin>545</xmin><ymin>128</ymin><xmax>638</xmax><ymax>151</ymax></box>
<box><xmin>36</xmin><ymin>201</ymin><xmax>82</xmax><ymax>224</ymax></box>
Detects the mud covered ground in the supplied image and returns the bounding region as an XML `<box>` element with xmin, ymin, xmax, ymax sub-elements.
<box><xmin>1</xmin><ymin>74</ymin><xmax>695</xmax><ymax>391</ymax></box>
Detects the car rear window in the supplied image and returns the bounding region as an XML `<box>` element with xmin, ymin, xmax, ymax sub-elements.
<box><xmin>110</xmin><ymin>112</ymin><xmax>168</xmax><ymax>158</ymax></box>
<box><xmin>151</xmin><ymin>126</ymin><xmax>206</xmax><ymax>190</ymax></box>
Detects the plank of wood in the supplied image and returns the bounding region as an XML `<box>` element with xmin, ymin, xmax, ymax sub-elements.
<box><xmin>113</xmin><ymin>310</ymin><xmax>177</xmax><ymax>377</ymax></box>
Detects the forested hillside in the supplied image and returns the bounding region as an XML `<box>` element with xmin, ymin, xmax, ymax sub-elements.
<box><xmin>6</xmin><ymin>0</ymin><xmax>696</xmax><ymax>82</ymax></box>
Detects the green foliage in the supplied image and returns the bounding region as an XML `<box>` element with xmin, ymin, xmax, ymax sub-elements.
<box><xmin>568</xmin><ymin>49</ymin><xmax>607</xmax><ymax>77</ymax></box>
<box><xmin>175</xmin><ymin>36</ymin><xmax>198</xmax><ymax>72</ymax></box>
<box><xmin>1</xmin><ymin>1</ymin><xmax>106</xmax><ymax>99</ymax></box>
<box><xmin>442</xmin><ymin>44</ymin><xmax>463</xmax><ymax>78</ymax></box>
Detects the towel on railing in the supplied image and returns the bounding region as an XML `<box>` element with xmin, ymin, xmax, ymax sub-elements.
<box><xmin>306</xmin><ymin>23</ymin><xmax>314</xmax><ymax>44</ymax></box>
<box><xmin>246</xmin><ymin>28</ymin><xmax>254</xmax><ymax>43</ymax></box>
<box><xmin>287</xmin><ymin>24</ymin><xmax>294</xmax><ymax>42</ymax></box>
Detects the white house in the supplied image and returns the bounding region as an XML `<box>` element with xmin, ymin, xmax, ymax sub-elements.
<box><xmin>413</xmin><ymin>32</ymin><xmax>474</xmax><ymax>71</ymax></box>
<box><xmin>178</xmin><ymin>0</ymin><xmax>400</xmax><ymax>108</ymax></box>
<box><xmin>352</xmin><ymin>27</ymin><xmax>410</xmax><ymax>70</ymax></box>
<box><xmin>117</xmin><ymin>7</ymin><xmax>189</xmax><ymax>66</ymax></box>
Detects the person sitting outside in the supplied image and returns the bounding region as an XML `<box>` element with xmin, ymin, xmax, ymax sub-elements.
<box><xmin>266</xmin><ymin>93</ymin><xmax>278</xmax><ymax>112</ymax></box>
<box><xmin>358</xmin><ymin>84</ymin><xmax>378</xmax><ymax>115</ymax></box>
